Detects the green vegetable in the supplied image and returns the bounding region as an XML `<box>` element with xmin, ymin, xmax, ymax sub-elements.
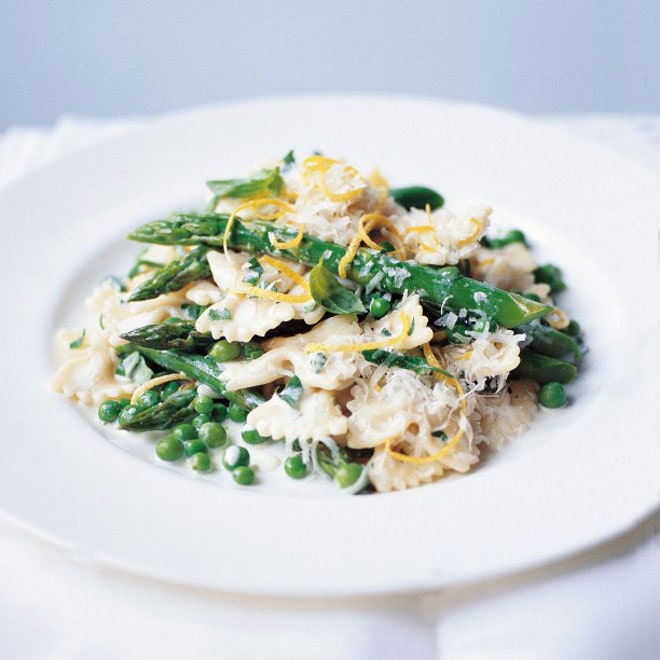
<box><xmin>192</xmin><ymin>414</ymin><xmax>212</xmax><ymax>429</ymax></box>
<box><xmin>334</xmin><ymin>463</ymin><xmax>364</xmax><ymax>489</ymax></box>
<box><xmin>191</xmin><ymin>452</ymin><xmax>213</xmax><ymax>472</ymax></box>
<box><xmin>156</xmin><ymin>436</ymin><xmax>185</xmax><ymax>462</ymax></box>
<box><xmin>98</xmin><ymin>399</ymin><xmax>122</xmax><ymax>423</ymax></box>
<box><xmin>519</xmin><ymin>322</ymin><xmax>581</xmax><ymax>363</ymax></box>
<box><xmin>208</xmin><ymin>308</ymin><xmax>232</xmax><ymax>321</ymax></box>
<box><xmin>161</xmin><ymin>381</ymin><xmax>180</xmax><ymax>398</ymax></box>
<box><xmin>512</xmin><ymin>351</ymin><xmax>577</xmax><ymax>385</ymax></box>
<box><xmin>390</xmin><ymin>186</ymin><xmax>444</xmax><ymax>210</ymax></box>
<box><xmin>242</xmin><ymin>341</ymin><xmax>264</xmax><ymax>361</ymax></box>
<box><xmin>207</xmin><ymin>167</ymin><xmax>283</xmax><ymax>199</ymax></box>
<box><xmin>115</xmin><ymin>351</ymin><xmax>153</xmax><ymax>385</ymax></box>
<box><xmin>309</xmin><ymin>260</ymin><xmax>366</xmax><ymax>315</ymax></box>
<box><xmin>136</xmin><ymin>389</ymin><xmax>161</xmax><ymax>409</ymax></box>
<box><xmin>184</xmin><ymin>438</ymin><xmax>207</xmax><ymax>456</ymax></box>
<box><xmin>232</xmin><ymin>466</ymin><xmax>255</xmax><ymax>486</ymax></box>
<box><xmin>129</xmin><ymin>346</ymin><xmax>265</xmax><ymax>411</ymax></box>
<box><xmin>122</xmin><ymin>321</ymin><xmax>212</xmax><ymax>351</ymax></box>
<box><xmin>282</xmin><ymin>150</ymin><xmax>295</xmax><ymax>167</ymax></box>
<box><xmin>227</xmin><ymin>402</ymin><xmax>248</xmax><ymax>423</ymax></box>
<box><xmin>534</xmin><ymin>264</ymin><xmax>566</xmax><ymax>293</ymax></box>
<box><xmin>199</xmin><ymin>422</ymin><xmax>227</xmax><ymax>448</ymax></box>
<box><xmin>241</xmin><ymin>426</ymin><xmax>270</xmax><ymax>445</ymax></box>
<box><xmin>128</xmin><ymin>215</ymin><xmax>550</xmax><ymax>327</ymax></box>
<box><xmin>118</xmin><ymin>389</ymin><xmax>197</xmax><ymax>431</ymax></box>
<box><xmin>563</xmin><ymin>320</ymin><xmax>581</xmax><ymax>337</ymax></box>
<box><xmin>369</xmin><ymin>295</ymin><xmax>391</xmax><ymax>319</ymax></box>
<box><xmin>242</xmin><ymin>256</ymin><xmax>263</xmax><ymax>285</ymax></box>
<box><xmin>284</xmin><ymin>454</ymin><xmax>308</xmax><ymax>479</ymax></box>
<box><xmin>362</xmin><ymin>348</ymin><xmax>453</xmax><ymax>378</ymax></box>
<box><xmin>212</xmin><ymin>403</ymin><xmax>228</xmax><ymax>422</ymax></box>
<box><xmin>172</xmin><ymin>423</ymin><xmax>197</xmax><ymax>441</ymax></box>
<box><xmin>193</xmin><ymin>394</ymin><xmax>215</xmax><ymax>415</ymax></box>
<box><xmin>69</xmin><ymin>330</ymin><xmax>86</xmax><ymax>349</ymax></box>
<box><xmin>208</xmin><ymin>339</ymin><xmax>242</xmax><ymax>363</ymax></box>
<box><xmin>127</xmin><ymin>246</ymin><xmax>210</xmax><ymax>302</ymax></box>
<box><xmin>309</xmin><ymin>352</ymin><xmax>327</xmax><ymax>373</ymax></box>
<box><xmin>222</xmin><ymin>445</ymin><xmax>250</xmax><ymax>470</ymax></box>
<box><xmin>539</xmin><ymin>382</ymin><xmax>567</xmax><ymax>408</ymax></box>
<box><xmin>278</xmin><ymin>375</ymin><xmax>303</xmax><ymax>408</ymax></box>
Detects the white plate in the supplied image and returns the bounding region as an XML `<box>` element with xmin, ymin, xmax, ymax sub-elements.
<box><xmin>0</xmin><ymin>95</ymin><xmax>658</xmax><ymax>596</ymax></box>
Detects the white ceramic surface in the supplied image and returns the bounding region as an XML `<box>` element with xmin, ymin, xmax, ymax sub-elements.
<box><xmin>0</xmin><ymin>95</ymin><xmax>657</xmax><ymax>596</ymax></box>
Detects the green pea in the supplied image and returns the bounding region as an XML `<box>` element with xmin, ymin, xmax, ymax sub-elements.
<box><xmin>192</xmin><ymin>414</ymin><xmax>212</xmax><ymax>429</ymax></box>
<box><xmin>390</xmin><ymin>185</ymin><xmax>444</xmax><ymax>211</ymax></box>
<box><xmin>284</xmin><ymin>454</ymin><xmax>308</xmax><ymax>479</ymax></box>
<box><xmin>137</xmin><ymin>389</ymin><xmax>161</xmax><ymax>409</ymax></box>
<box><xmin>161</xmin><ymin>381</ymin><xmax>180</xmax><ymax>397</ymax></box>
<box><xmin>117</xmin><ymin>397</ymin><xmax>131</xmax><ymax>409</ymax></box>
<box><xmin>370</xmin><ymin>296</ymin><xmax>391</xmax><ymax>320</ymax></box>
<box><xmin>232</xmin><ymin>465</ymin><xmax>255</xmax><ymax>486</ymax></box>
<box><xmin>98</xmin><ymin>400</ymin><xmax>122</xmax><ymax>423</ymax></box>
<box><xmin>156</xmin><ymin>436</ymin><xmax>185</xmax><ymax>461</ymax></box>
<box><xmin>184</xmin><ymin>439</ymin><xmax>208</xmax><ymax>456</ymax></box>
<box><xmin>563</xmin><ymin>320</ymin><xmax>581</xmax><ymax>337</ymax></box>
<box><xmin>222</xmin><ymin>445</ymin><xmax>250</xmax><ymax>470</ymax></box>
<box><xmin>501</xmin><ymin>229</ymin><xmax>527</xmax><ymax>246</ymax></box>
<box><xmin>172</xmin><ymin>423</ymin><xmax>197</xmax><ymax>441</ymax></box>
<box><xmin>118</xmin><ymin>405</ymin><xmax>141</xmax><ymax>426</ymax></box>
<box><xmin>191</xmin><ymin>452</ymin><xmax>213</xmax><ymax>472</ymax></box>
<box><xmin>227</xmin><ymin>402</ymin><xmax>248</xmax><ymax>423</ymax></box>
<box><xmin>534</xmin><ymin>264</ymin><xmax>566</xmax><ymax>293</ymax></box>
<box><xmin>241</xmin><ymin>426</ymin><xmax>270</xmax><ymax>445</ymax></box>
<box><xmin>539</xmin><ymin>382</ymin><xmax>566</xmax><ymax>408</ymax></box>
<box><xmin>199</xmin><ymin>422</ymin><xmax>227</xmax><ymax>448</ymax></box>
<box><xmin>242</xmin><ymin>341</ymin><xmax>264</xmax><ymax>361</ymax></box>
<box><xmin>208</xmin><ymin>339</ymin><xmax>241</xmax><ymax>363</ymax></box>
<box><xmin>212</xmin><ymin>403</ymin><xmax>228</xmax><ymax>422</ymax></box>
<box><xmin>193</xmin><ymin>394</ymin><xmax>214</xmax><ymax>415</ymax></box>
<box><xmin>334</xmin><ymin>463</ymin><xmax>363</xmax><ymax>489</ymax></box>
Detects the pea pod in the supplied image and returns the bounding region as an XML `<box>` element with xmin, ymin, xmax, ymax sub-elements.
<box><xmin>390</xmin><ymin>186</ymin><xmax>444</xmax><ymax>211</ymax></box>
<box><xmin>512</xmin><ymin>350</ymin><xmax>577</xmax><ymax>385</ymax></box>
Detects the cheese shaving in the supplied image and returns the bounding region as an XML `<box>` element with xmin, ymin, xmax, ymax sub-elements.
<box><xmin>259</xmin><ymin>255</ymin><xmax>310</xmax><ymax>291</ymax></box>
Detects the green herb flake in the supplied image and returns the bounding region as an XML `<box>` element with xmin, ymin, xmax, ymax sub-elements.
<box><xmin>381</xmin><ymin>328</ymin><xmax>392</xmax><ymax>337</ymax></box>
<box><xmin>279</xmin><ymin>375</ymin><xmax>303</xmax><ymax>408</ymax></box>
<box><xmin>242</xmin><ymin>257</ymin><xmax>264</xmax><ymax>285</ymax></box>
<box><xmin>282</xmin><ymin>150</ymin><xmax>295</xmax><ymax>166</ymax></box>
<box><xmin>207</xmin><ymin>167</ymin><xmax>284</xmax><ymax>199</ymax></box>
<box><xmin>69</xmin><ymin>330</ymin><xmax>86</xmax><ymax>349</ymax></box>
<box><xmin>407</xmin><ymin>318</ymin><xmax>416</xmax><ymax>336</ymax></box>
<box><xmin>181</xmin><ymin>303</ymin><xmax>204</xmax><ymax>320</ymax></box>
<box><xmin>310</xmin><ymin>352</ymin><xmax>328</xmax><ymax>373</ymax></box>
<box><xmin>432</xmin><ymin>430</ymin><xmax>448</xmax><ymax>441</ymax></box>
<box><xmin>309</xmin><ymin>260</ymin><xmax>366</xmax><ymax>315</ymax></box>
<box><xmin>117</xmin><ymin>351</ymin><xmax>154</xmax><ymax>385</ymax></box>
<box><xmin>208</xmin><ymin>308</ymin><xmax>232</xmax><ymax>321</ymax></box>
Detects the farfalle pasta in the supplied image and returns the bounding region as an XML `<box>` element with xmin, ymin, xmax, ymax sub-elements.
<box><xmin>51</xmin><ymin>152</ymin><xmax>584</xmax><ymax>492</ymax></box>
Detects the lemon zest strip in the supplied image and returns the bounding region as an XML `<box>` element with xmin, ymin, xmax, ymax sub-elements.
<box><xmin>385</xmin><ymin>343</ymin><xmax>468</xmax><ymax>465</ymax></box>
<box><xmin>455</xmin><ymin>217</ymin><xmax>483</xmax><ymax>249</ymax></box>
<box><xmin>305</xmin><ymin>312</ymin><xmax>409</xmax><ymax>354</ymax></box>
<box><xmin>258</xmin><ymin>255</ymin><xmax>310</xmax><ymax>291</ymax></box>
<box><xmin>269</xmin><ymin>224</ymin><xmax>304</xmax><ymax>250</ymax></box>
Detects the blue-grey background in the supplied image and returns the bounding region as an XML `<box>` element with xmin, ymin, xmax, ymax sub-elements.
<box><xmin>1</xmin><ymin>0</ymin><xmax>658</xmax><ymax>130</ymax></box>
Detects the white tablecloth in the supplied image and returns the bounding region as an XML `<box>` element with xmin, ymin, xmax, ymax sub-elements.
<box><xmin>1</xmin><ymin>111</ymin><xmax>658</xmax><ymax>660</ymax></box>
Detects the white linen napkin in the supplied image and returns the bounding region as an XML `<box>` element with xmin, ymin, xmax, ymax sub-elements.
<box><xmin>0</xmin><ymin>112</ymin><xmax>658</xmax><ymax>660</ymax></box>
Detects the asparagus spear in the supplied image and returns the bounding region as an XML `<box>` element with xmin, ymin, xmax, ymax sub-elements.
<box><xmin>519</xmin><ymin>323</ymin><xmax>581</xmax><ymax>363</ymax></box>
<box><xmin>134</xmin><ymin>346</ymin><xmax>264</xmax><ymax>411</ymax></box>
<box><xmin>128</xmin><ymin>214</ymin><xmax>551</xmax><ymax>328</ymax></box>
<box><xmin>361</xmin><ymin>348</ymin><xmax>453</xmax><ymax>378</ymax></box>
<box><xmin>119</xmin><ymin>389</ymin><xmax>196</xmax><ymax>431</ymax></box>
<box><xmin>511</xmin><ymin>350</ymin><xmax>577</xmax><ymax>384</ymax></box>
<box><xmin>127</xmin><ymin>246</ymin><xmax>210</xmax><ymax>302</ymax></box>
<box><xmin>120</xmin><ymin>319</ymin><xmax>214</xmax><ymax>351</ymax></box>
